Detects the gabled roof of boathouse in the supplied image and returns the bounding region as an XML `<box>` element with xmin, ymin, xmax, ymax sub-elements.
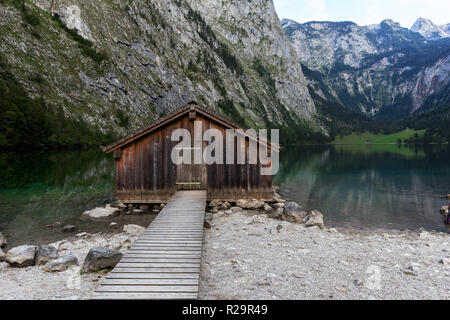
<box><xmin>102</xmin><ymin>101</ymin><xmax>279</xmax><ymax>153</ymax></box>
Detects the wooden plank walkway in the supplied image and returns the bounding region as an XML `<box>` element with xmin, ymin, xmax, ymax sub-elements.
<box><xmin>91</xmin><ymin>190</ymin><xmax>207</xmax><ymax>300</ymax></box>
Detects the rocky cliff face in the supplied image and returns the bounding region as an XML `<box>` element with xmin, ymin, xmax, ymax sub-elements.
<box><xmin>0</xmin><ymin>0</ymin><xmax>321</xmax><ymax>143</ymax></box>
<box><xmin>283</xmin><ymin>18</ymin><xmax>450</xmax><ymax>118</ymax></box>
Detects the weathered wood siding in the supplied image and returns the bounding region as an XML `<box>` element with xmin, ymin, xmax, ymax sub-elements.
<box><xmin>115</xmin><ymin>113</ymin><xmax>273</xmax><ymax>203</ymax></box>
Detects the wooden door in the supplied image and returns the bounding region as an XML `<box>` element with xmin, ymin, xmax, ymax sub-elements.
<box><xmin>176</xmin><ymin>142</ymin><xmax>206</xmax><ymax>190</ymax></box>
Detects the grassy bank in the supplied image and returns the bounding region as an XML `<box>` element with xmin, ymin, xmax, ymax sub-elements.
<box><xmin>333</xmin><ymin>128</ymin><xmax>426</xmax><ymax>144</ymax></box>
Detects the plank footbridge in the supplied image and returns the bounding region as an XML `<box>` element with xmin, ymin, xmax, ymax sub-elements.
<box><xmin>91</xmin><ymin>190</ymin><xmax>207</xmax><ymax>300</ymax></box>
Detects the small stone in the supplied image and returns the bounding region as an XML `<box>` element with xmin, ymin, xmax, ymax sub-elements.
<box><xmin>271</xmin><ymin>207</ymin><xmax>284</xmax><ymax>219</ymax></box>
<box><xmin>447</xmin><ymin>194</ymin><xmax>450</xmax><ymax>200</ymax></box>
<box><xmin>263</xmin><ymin>204</ymin><xmax>273</xmax><ymax>212</ymax></box>
<box><xmin>204</xmin><ymin>221</ymin><xmax>212</xmax><ymax>229</ymax></box>
<box><xmin>0</xmin><ymin>248</ymin><xmax>5</xmax><ymax>262</ymax></box>
<box><xmin>63</xmin><ymin>225</ymin><xmax>76</xmax><ymax>233</ymax></box>
<box><xmin>109</xmin><ymin>241</ymin><xmax>122</xmax><ymax>250</ymax></box>
<box><xmin>123</xmin><ymin>224</ymin><xmax>145</xmax><ymax>235</ymax></box>
<box><xmin>35</xmin><ymin>245</ymin><xmax>59</xmax><ymax>266</ymax></box>
<box><xmin>59</xmin><ymin>242</ymin><xmax>75</xmax><ymax>251</ymax></box>
<box><xmin>139</xmin><ymin>205</ymin><xmax>150</xmax><ymax>211</ymax></box>
<box><xmin>76</xmin><ymin>232</ymin><xmax>88</xmax><ymax>238</ymax></box>
<box><xmin>109</xmin><ymin>222</ymin><xmax>119</xmax><ymax>230</ymax></box>
<box><xmin>83</xmin><ymin>247</ymin><xmax>123</xmax><ymax>272</ymax></box>
<box><xmin>439</xmin><ymin>258</ymin><xmax>450</xmax><ymax>265</ymax></box>
<box><xmin>335</xmin><ymin>286</ymin><xmax>347</xmax><ymax>292</ymax></box>
<box><xmin>132</xmin><ymin>209</ymin><xmax>144</xmax><ymax>215</ymax></box>
<box><xmin>283</xmin><ymin>202</ymin><xmax>306</xmax><ymax>224</ymax></box>
<box><xmin>236</xmin><ymin>199</ymin><xmax>264</xmax><ymax>209</ymax></box>
<box><xmin>230</xmin><ymin>207</ymin><xmax>243</xmax><ymax>213</ymax></box>
<box><xmin>205</xmin><ymin>212</ymin><xmax>213</xmax><ymax>222</ymax></box>
<box><xmin>408</xmin><ymin>263</ymin><xmax>420</xmax><ymax>272</ymax></box>
<box><xmin>211</xmin><ymin>207</ymin><xmax>219</xmax><ymax>214</ymax></box>
<box><xmin>0</xmin><ymin>232</ymin><xmax>7</xmax><ymax>248</ymax></box>
<box><xmin>305</xmin><ymin>210</ymin><xmax>325</xmax><ymax>229</ymax></box>
<box><xmin>220</xmin><ymin>201</ymin><xmax>232</xmax><ymax>210</ymax></box>
<box><xmin>354</xmin><ymin>279</ymin><xmax>364</xmax><ymax>287</ymax></box>
<box><xmin>224</xmin><ymin>210</ymin><xmax>233</xmax><ymax>215</ymax></box>
<box><xmin>43</xmin><ymin>253</ymin><xmax>78</xmax><ymax>272</ymax></box>
<box><xmin>273</xmin><ymin>197</ymin><xmax>286</xmax><ymax>203</ymax></box>
<box><xmin>273</xmin><ymin>203</ymin><xmax>285</xmax><ymax>209</ymax></box>
<box><xmin>159</xmin><ymin>203</ymin><xmax>166</xmax><ymax>209</ymax></box>
<box><xmin>6</xmin><ymin>245</ymin><xmax>38</xmax><ymax>267</ymax></box>
<box><xmin>440</xmin><ymin>206</ymin><xmax>449</xmax><ymax>215</ymax></box>
<box><xmin>45</xmin><ymin>221</ymin><xmax>61</xmax><ymax>228</ymax></box>
<box><xmin>402</xmin><ymin>268</ymin><xmax>418</xmax><ymax>276</ymax></box>
<box><xmin>328</xmin><ymin>228</ymin><xmax>338</xmax><ymax>233</ymax></box>
<box><xmin>81</xmin><ymin>206</ymin><xmax>120</xmax><ymax>221</ymax></box>
<box><xmin>116</xmin><ymin>203</ymin><xmax>127</xmax><ymax>209</ymax></box>
<box><xmin>208</xmin><ymin>200</ymin><xmax>223</xmax><ymax>208</ymax></box>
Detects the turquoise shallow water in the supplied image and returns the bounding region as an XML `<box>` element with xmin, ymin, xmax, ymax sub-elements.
<box><xmin>274</xmin><ymin>144</ymin><xmax>450</xmax><ymax>233</ymax></box>
<box><xmin>0</xmin><ymin>145</ymin><xmax>448</xmax><ymax>248</ymax></box>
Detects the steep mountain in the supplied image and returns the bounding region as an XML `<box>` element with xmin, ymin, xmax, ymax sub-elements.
<box><xmin>282</xmin><ymin>18</ymin><xmax>450</xmax><ymax>119</ymax></box>
<box><xmin>0</xmin><ymin>0</ymin><xmax>323</xmax><ymax>148</ymax></box>
<box><xmin>411</xmin><ymin>18</ymin><xmax>449</xmax><ymax>40</ymax></box>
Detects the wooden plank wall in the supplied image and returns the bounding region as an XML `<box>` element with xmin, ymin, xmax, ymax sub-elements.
<box><xmin>115</xmin><ymin>114</ymin><xmax>273</xmax><ymax>204</ymax></box>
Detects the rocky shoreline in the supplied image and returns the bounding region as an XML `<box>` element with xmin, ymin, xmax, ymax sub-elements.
<box><xmin>0</xmin><ymin>187</ymin><xmax>448</xmax><ymax>300</ymax></box>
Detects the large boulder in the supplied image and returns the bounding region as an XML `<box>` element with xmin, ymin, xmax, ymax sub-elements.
<box><xmin>83</xmin><ymin>247</ymin><xmax>123</xmax><ymax>272</ymax></box>
<box><xmin>35</xmin><ymin>245</ymin><xmax>59</xmax><ymax>266</ymax></box>
<box><xmin>305</xmin><ymin>210</ymin><xmax>325</xmax><ymax>229</ymax></box>
<box><xmin>236</xmin><ymin>199</ymin><xmax>265</xmax><ymax>209</ymax></box>
<box><xmin>283</xmin><ymin>202</ymin><xmax>307</xmax><ymax>224</ymax></box>
<box><xmin>0</xmin><ymin>248</ymin><xmax>5</xmax><ymax>262</ymax></box>
<box><xmin>81</xmin><ymin>205</ymin><xmax>120</xmax><ymax>221</ymax></box>
<box><xmin>0</xmin><ymin>232</ymin><xmax>6</xmax><ymax>248</ymax></box>
<box><xmin>6</xmin><ymin>245</ymin><xmax>38</xmax><ymax>267</ymax></box>
<box><xmin>123</xmin><ymin>224</ymin><xmax>145</xmax><ymax>235</ymax></box>
<box><xmin>43</xmin><ymin>253</ymin><xmax>78</xmax><ymax>272</ymax></box>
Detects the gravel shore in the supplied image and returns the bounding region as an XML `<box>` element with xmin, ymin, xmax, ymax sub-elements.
<box><xmin>0</xmin><ymin>231</ymin><xmax>139</xmax><ymax>300</ymax></box>
<box><xmin>0</xmin><ymin>211</ymin><xmax>448</xmax><ymax>300</ymax></box>
<box><xmin>199</xmin><ymin>211</ymin><xmax>450</xmax><ymax>300</ymax></box>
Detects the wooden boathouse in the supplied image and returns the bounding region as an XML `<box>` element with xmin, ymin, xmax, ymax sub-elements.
<box><xmin>103</xmin><ymin>102</ymin><xmax>277</xmax><ymax>204</ymax></box>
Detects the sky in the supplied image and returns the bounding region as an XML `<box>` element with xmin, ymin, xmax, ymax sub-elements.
<box><xmin>273</xmin><ymin>0</ymin><xmax>450</xmax><ymax>28</ymax></box>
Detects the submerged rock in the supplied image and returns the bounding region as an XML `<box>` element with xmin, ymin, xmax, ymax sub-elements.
<box><xmin>109</xmin><ymin>222</ymin><xmax>119</xmax><ymax>230</ymax></box>
<box><xmin>83</xmin><ymin>247</ymin><xmax>122</xmax><ymax>272</ymax></box>
<box><xmin>35</xmin><ymin>245</ymin><xmax>59</xmax><ymax>266</ymax></box>
<box><xmin>0</xmin><ymin>232</ymin><xmax>7</xmax><ymax>248</ymax></box>
<box><xmin>43</xmin><ymin>253</ymin><xmax>78</xmax><ymax>272</ymax></box>
<box><xmin>123</xmin><ymin>224</ymin><xmax>145</xmax><ymax>235</ymax></box>
<box><xmin>305</xmin><ymin>210</ymin><xmax>325</xmax><ymax>229</ymax></box>
<box><xmin>63</xmin><ymin>225</ymin><xmax>76</xmax><ymax>233</ymax></box>
<box><xmin>6</xmin><ymin>245</ymin><xmax>38</xmax><ymax>268</ymax></box>
<box><xmin>81</xmin><ymin>206</ymin><xmax>120</xmax><ymax>221</ymax></box>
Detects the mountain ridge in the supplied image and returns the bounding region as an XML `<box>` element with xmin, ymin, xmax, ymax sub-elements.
<box><xmin>282</xmin><ymin>17</ymin><xmax>450</xmax><ymax>119</ymax></box>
